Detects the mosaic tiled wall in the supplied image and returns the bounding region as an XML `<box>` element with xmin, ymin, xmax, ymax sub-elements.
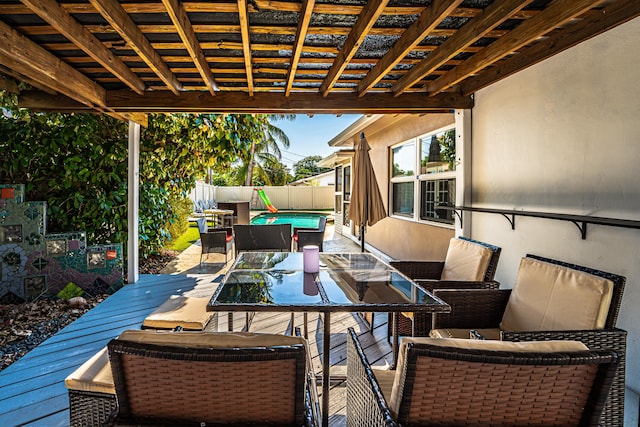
<box><xmin>0</xmin><ymin>184</ymin><xmax>124</xmax><ymax>303</ymax></box>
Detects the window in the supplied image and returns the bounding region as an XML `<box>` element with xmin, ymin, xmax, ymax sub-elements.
<box><xmin>390</xmin><ymin>142</ymin><xmax>415</xmax><ymax>217</ymax></box>
<box><xmin>335</xmin><ymin>166</ymin><xmax>342</xmax><ymax>192</ymax></box>
<box><xmin>389</xmin><ymin>127</ymin><xmax>456</xmax><ymax>226</ymax></box>
<box><xmin>343</xmin><ymin>165</ymin><xmax>351</xmax><ymax>202</ymax></box>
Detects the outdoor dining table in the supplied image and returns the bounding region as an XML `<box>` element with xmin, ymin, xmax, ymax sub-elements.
<box><xmin>203</xmin><ymin>208</ymin><xmax>234</xmax><ymax>227</ymax></box>
<box><xmin>206</xmin><ymin>251</ymin><xmax>450</xmax><ymax>427</ymax></box>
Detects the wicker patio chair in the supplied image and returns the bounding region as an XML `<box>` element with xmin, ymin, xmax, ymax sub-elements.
<box><xmin>234</xmin><ymin>223</ymin><xmax>292</xmax><ymax>256</ymax></box>
<box><xmin>430</xmin><ymin>254</ymin><xmax>627</xmax><ymax>426</ymax></box>
<box><xmin>294</xmin><ymin>216</ymin><xmax>327</xmax><ymax>251</ymax></box>
<box><xmin>196</xmin><ymin>217</ymin><xmax>234</xmax><ymax>265</ymax></box>
<box><xmin>346</xmin><ymin>327</ymin><xmax>619</xmax><ymax>427</ymax></box>
<box><xmin>104</xmin><ymin>329</ymin><xmax>319</xmax><ymax>426</ymax></box>
<box><xmin>386</xmin><ymin>236</ymin><xmax>501</xmax><ymax>338</ymax></box>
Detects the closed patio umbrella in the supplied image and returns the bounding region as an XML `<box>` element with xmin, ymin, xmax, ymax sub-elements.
<box><xmin>349</xmin><ymin>132</ymin><xmax>387</xmax><ymax>252</ymax></box>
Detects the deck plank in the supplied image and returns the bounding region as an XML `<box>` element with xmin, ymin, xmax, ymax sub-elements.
<box><xmin>0</xmin><ymin>274</ymin><xmax>206</xmax><ymax>426</ymax></box>
<box><xmin>0</xmin><ymin>272</ymin><xmax>393</xmax><ymax>427</ymax></box>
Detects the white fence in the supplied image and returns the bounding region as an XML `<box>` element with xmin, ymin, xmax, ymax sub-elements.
<box><xmin>190</xmin><ymin>183</ymin><xmax>334</xmax><ymax>210</ymax></box>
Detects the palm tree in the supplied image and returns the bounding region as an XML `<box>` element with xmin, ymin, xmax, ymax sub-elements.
<box><xmin>238</xmin><ymin>115</ymin><xmax>294</xmax><ymax>186</ymax></box>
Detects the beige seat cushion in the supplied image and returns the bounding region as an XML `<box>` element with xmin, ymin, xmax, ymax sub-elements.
<box><xmin>65</xmin><ymin>331</ymin><xmax>306</xmax><ymax>396</ymax></box>
<box><xmin>371</xmin><ymin>368</ymin><xmax>396</xmax><ymax>414</ymax></box>
<box><xmin>388</xmin><ymin>337</ymin><xmax>589</xmax><ymax>417</ymax></box>
<box><xmin>429</xmin><ymin>328</ymin><xmax>501</xmax><ymax>340</ymax></box>
<box><xmin>65</xmin><ymin>347</ymin><xmax>115</xmax><ymax>394</ymax></box>
<box><xmin>501</xmin><ymin>257</ymin><xmax>614</xmax><ymax>332</ymax></box>
<box><xmin>118</xmin><ymin>329</ymin><xmax>307</xmax><ymax>349</ymax></box>
<box><xmin>142</xmin><ymin>296</ymin><xmax>214</xmax><ymax>330</ymax></box>
<box><xmin>440</xmin><ymin>238</ymin><xmax>493</xmax><ymax>281</ymax></box>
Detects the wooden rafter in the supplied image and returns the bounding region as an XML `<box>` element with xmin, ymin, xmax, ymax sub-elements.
<box><xmin>357</xmin><ymin>0</ymin><xmax>464</xmax><ymax>96</ymax></box>
<box><xmin>427</xmin><ymin>0</ymin><xmax>605</xmax><ymax>96</ymax></box>
<box><xmin>88</xmin><ymin>0</ymin><xmax>183</xmax><ymax>95</ymax></box>
<box><xmin>17</xmin><ymin>23</ymin><xmax>509</xmax><ymax>39</ymax></box>
<box><xmin>0</xmin><ymin>19</ymin><xmax>105</xmax><ymax>108</ymax></box>
<box><xmin>20</xmin><ymin>0</ymin><xmax>146</xmax><ymax>95</ymax></box>
<box><xmin>0</xmin><ymin>3</ymin><xmax>538</xmax><ymax>19</ymax></box>
<box><xmin>320</xmin><ymin>0</ymin><xmax>389</xmax><ymax>96</ymax></box>
<box><xmin>237</xmin><ymin>0</ymin><xmax>254</xmax><ymax>95</ymax></box>
<box><xmin>0</xmin><ymin>20</ymin><xmax>146</xmax><ymax>125</ymax></box>
<box><xmin>161</xmin><ymin>0</ymin><xmax>218</xmax><ymax>95</ymax></box>
<box><xmin>285</xmin><ymin>0</ymin><xmax>315</xmax><ymax>97</ymax></box>
<box><xmin>460</xmin><ymin>0</ymin><xmax>640</xmax><ymax>96</ymax></box>
<box><xmin>393</xmin><ymin>0</ymin><xmax>530</xmax><ymax>96</ymax></box>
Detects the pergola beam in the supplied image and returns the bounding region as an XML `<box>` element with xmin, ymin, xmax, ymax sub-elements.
<box><xmin>19</xmin><ymin>89</ymin><xmax>472</xmax><ymax>113</ymax></box>
<box><xmin>393</xmin><ymin>0</ymin><xmax>530</xmax><ymax>96</ymax></box>
<box><xmin>20</xmin><ymin>0</ymin><xmax>146</xmax><ymax>95</ymax></box>
<box><xmin>357</xmin><ymin>0</ymin><xmax>463</xmax><ymax>96</ymax></box>
<box><xmin>427</xmin><ymin>0</ymin><xmax>604</xmax><ymax>96</ymax></box>
<box><xmin>0</xmin><ymin>19</ymin><xmax>105</xmax><ymax>108</ymax></box>
<box><xmin>321</xmin><ymin>0</ymin><xmax>389</xmax><ymax>96</ymax></box>
<box><xmin>285</xmin><ymin>0</ymin><xmax>315</xmax><ymax>97</ymax></box>
<box><xmin>161</xmin><ymin>0</ymin><xmax>218</xmax><ymax>95</ymax></box>
<box><xmin>237</xmin><ymin>0</ymin><xmax>254</xmax><ymax>95</ymax></box>
<box><xmin>104</xmin><ymin>90</ymin><xmax>472</xmax><ymax>113</ymax></box>
<box><xmin>460</xmin><ymin>0</ymin><xmax>640</xmax><ymax>96</ymax></box>
<box><xmin>89</xmin><ymin>0</ymin><xmax>183</xmax><ymax>95</ymax></box>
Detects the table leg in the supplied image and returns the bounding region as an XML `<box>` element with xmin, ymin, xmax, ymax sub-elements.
<box><xmin>322</xmin><ymin>311</ymin><xmax>330</xmax><ymax>427</ymax></box>
<box><xmin>228</xmin><ymin>312</ymin><xmax>233</xmax><ymax>332</ymax></box>
<box><xmin>303</xmin><ymin>312</ymin><xmax>308</xmax><ymax>339</ymax></box>
<box><xmin>392</xmin><ymin>312</ymin><xmax>399</xmax><ymax>369</ymax></box>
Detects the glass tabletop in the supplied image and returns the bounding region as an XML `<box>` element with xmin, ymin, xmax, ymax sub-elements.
<box><xmin>209</xmin><ymin>252</ymin><xmax>448</xmax><ymax>312</ymax></box>
<box><xmin>232</xmin><ymin>251</ymin><xmax>392</xmax><ymax>272</ymax></box>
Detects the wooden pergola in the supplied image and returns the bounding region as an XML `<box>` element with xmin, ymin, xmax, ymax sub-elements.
<box><xmin>1</xmin><ymin>0</ymin><xmax>638</xmax><ymax>280</ymax></box>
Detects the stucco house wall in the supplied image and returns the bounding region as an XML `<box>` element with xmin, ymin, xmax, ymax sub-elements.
<box><xmin>330</xmin><ymin>113</ymin><xmax>456</xmax><ymax>261</ymax></box>
<box><xmin>468</xmin><ymin>17</ymin><xmax>640</xmax><ymax>424</ymax></box>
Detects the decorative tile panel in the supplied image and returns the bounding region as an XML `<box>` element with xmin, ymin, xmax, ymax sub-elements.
<box><xmin>0</xmin><ymin>185</ymin><xmax>123</xmax><ymax>300</ymax></box>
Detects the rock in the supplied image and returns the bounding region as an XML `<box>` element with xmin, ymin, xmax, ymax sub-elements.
<box><xmin>68</xmin><ymin>297</ymin><xmax>87</xmax><ymax>308</ymax></box>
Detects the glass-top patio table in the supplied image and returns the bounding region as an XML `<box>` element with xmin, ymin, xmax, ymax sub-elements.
<box><xmin>207</xmin><ymin>252</ymin><xmax>450</xmax><ymax>427</ymax></box>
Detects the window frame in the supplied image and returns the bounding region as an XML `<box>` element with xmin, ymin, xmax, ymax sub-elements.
<box><xmin>389</xmin><ymin>125</ymin><xmax>456</xmax><ymax>229</ymax></box>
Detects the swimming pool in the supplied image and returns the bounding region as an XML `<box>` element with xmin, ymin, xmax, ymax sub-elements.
<box><xmin>250</xmin><ymin>212</ymin><xmax>327</xmax><ymax>229</ymax></box>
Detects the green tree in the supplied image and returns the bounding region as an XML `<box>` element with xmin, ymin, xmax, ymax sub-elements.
<box><xmin>0</xmin><ymin>91</ymin><xmax>283</xmax><ymax>256</ymax></box>
<box><xmin>235</xmin><ymin>115</ymin><xmax>294</xmax><ymax>186</ymax></box>
<box><xmin>293</xmin><ymin>155</ymin><xmax>331</xmax><ymax>181</ymax></box>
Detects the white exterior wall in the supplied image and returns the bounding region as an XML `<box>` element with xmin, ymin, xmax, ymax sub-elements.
<box><xmin>470</xmin><ymin>17</ymin><xmax>640</xmax><ymax>424</ymax></box>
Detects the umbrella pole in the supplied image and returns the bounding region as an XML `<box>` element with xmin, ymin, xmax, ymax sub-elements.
<box><xmin>360</xmin><ymin>224</ymin><xmax>365</xmax><ymax>252</ymax></box>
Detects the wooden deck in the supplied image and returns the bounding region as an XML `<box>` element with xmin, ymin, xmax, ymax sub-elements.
<box><xmin>0</xmin><ymin>272</ymin><xmax>393</xmax><ymax>427</ymax></box>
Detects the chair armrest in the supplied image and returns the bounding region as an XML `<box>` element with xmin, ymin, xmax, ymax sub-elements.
<box><xmin>390</xmin><ymin>261</ymin><xmax>444</xmax><ymax>280</ymax></box>
<box><xmin>346</xmin><ymin>328</ymin><xmax>396</xmax><ymax>427</ymax></box>
<box><xmin>294</xmin><ymin>328</ymin><xmax>320</xmax><ymax>427</ymax></box>
<box><xmin>431</xmin><ymin>289</ymin><xmax>511</xmax><ymax>329</ymax></box>
<box><xmin>414</xmin><ymin>279</ymin><xmax>500</xmax><ymax>292</ymax></box>
<box><xmin>501</xmin><ymin>328</ymin><xmax>627</xmax><ymax>427</ymax></box>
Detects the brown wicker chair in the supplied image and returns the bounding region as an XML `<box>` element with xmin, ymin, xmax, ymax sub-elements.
<box><xmin>346</xmin><ymin>327</ymin><xmax>619</xmax><ymax>427</ymax></box>
<box><xmin>431</xmin><ymin>254</ymin><xmax>627</xmax><ymax>427</ymax></box>
<box><xmin>105</xmin><ymin>329</ymin><xmax>319</xmax><ymax>426</ymax></box>
<box><xmin>233</xmin><ymin>223</ymin><xmax>293</xmax><ymax>256</ymax></box>
<box><xmin>387</xmin><ymin>236</ymin><xmax>501</xmax><ymax>338</ymax></box>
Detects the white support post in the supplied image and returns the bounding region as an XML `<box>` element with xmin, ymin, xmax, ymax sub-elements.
<box><xmin>127</xmin><ymin>121</ymin><xmax>140</xmax><ymax>284</ymax></box>
<box><xmin>455</xmin><ymin>109</ymin><xmax>472</xmax><ymax>238</ymax></box>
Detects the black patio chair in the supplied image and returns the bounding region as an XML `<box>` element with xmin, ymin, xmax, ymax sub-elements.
<box><xmin>233</xmin><ymin>223</ymin><xmax>292</xmax><ymax>256</ymax></box>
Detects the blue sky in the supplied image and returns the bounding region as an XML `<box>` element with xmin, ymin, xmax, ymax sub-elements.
<box><xmin>272</xmin><ymin>114</ymin><xmax>361</xmax><ymax>169</ymax></box>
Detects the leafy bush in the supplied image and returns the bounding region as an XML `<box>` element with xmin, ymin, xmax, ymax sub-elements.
<box><xmin>0</xmin><ymin>92</ymin><xmax>286</xmax><ymax>259</ymax></box>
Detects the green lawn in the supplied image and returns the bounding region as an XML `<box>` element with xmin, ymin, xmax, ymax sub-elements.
<box><xmin>167</xmin><ymin>221</ymin><xmax>200</xmax><ymax>251</ymax></box>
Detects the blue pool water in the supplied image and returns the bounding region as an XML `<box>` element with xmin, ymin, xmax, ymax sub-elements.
<box><xmin>250</xmin><ymin>212</ymin><xmax>326</xmax><ymax>229</ymax></box>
